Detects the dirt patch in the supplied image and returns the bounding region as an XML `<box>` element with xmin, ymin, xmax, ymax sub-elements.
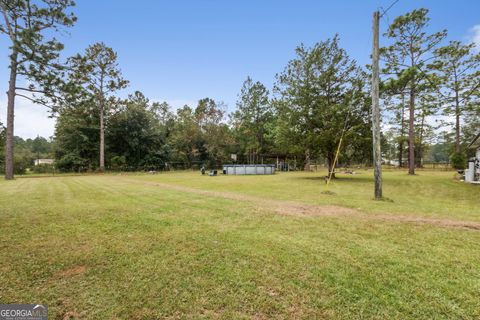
<box><xmin>275</xmin><ymin>203</ymin><xmax>357</xmax><ymax>217</ymax></box>
<box><xmin>124</xmin><ymin>178</ymin><xmax>480</xmax><ymax>231</ymax></box>
<box><xmin>57</xmin><ymin>265</ymin><xmax>87</xmax><ymax>277</ymax></box>
<box><xmin>376</xmin><ymin>215</ymin><xmax>480</xmax><ymax>231</ymax></box>
<box><xmin>275</xmin><ymin>202</ymin><xmax>480</xmax><ymax>230</ymax></box>
<box><xmin>62</xmin><ymin>310</ymin><xmax>81</xmax><ymax>320</ymax></box>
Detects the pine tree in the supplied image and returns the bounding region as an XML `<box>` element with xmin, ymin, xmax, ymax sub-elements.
<box><xmin>67</xmin><ymin>42</ymin><xmax>128</xmax><ymax>172</ymax></box>
<box><xmin>0</xmin><ymin>0</ymin><xmax>76</xmax><ymax>179</ymax></box>
<box><xmin>275</xmin><ymin>36</ymin><xmax>371</xmax><ymax>177</ymax></box>
<box><xmin>431</xmin><ymin>41</ymin><xmax>480</xmax><ymax>153</ymax></box>
<box><xmin>232</xmin><ymin>77</ymin><xmax>272</xmax><ymax>162</ymax></box>
<box><xmin>381</xmin><ymin>8</ymin><xmax>446</xmax><ymax>175</ymax></box>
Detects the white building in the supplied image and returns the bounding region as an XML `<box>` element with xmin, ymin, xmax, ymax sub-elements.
<box><xmin>34</xmin><ymin>159</ymin><xmax>54</xmax><ymax>166</ymax></box>
<box><xmin>465</xmin><ymin>133</ymin><xmax>480</xmax><ymax>183</ymax></box>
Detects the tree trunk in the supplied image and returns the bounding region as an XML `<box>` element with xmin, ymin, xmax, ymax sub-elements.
<box><xmin>99</xmin><ymin>96</ymin><xmax>105</xmax><ymax>172</ymax></box>
<box><xmin>304</xmin><ymin>149</ymin><xmax>311</xmax><ymax>171</ymax></box>
<box><xmin>417</xmin><ymin>112</ymin><xmax>425</xmax><ymax>168</ymax></box>
<box><xmin>327</xmin><ymin>155</ymin><xmax>336</xmax><ymax>179</ymax></box>
<box><xmin>455</xmin><ymin>90</ymin><xmax>460</xmax><ymax>153</ymax></box>
<box><xmin>408</xmin><ymin>87</ymin><xmax>415</xmax><ymax>175</ymax></box>
<box><xmin>398</xmin><ymin>141</ymin><xmax>403</xmax><ymax>167</ymax></box>
<box><xmin>398</xmin><ymin>94</ymin><xmax>405</xmax><ymax>167</ymax></box>
<box><xmin>5</xmin><ymin>51</ymin><xmax>18</xmax><ymax>180</ymax></box>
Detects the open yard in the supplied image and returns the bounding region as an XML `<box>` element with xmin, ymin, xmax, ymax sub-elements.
<box><xmin>1</xmin><ymin>170</ymin><xmax>479</xmax><ymax>319</ymax></box>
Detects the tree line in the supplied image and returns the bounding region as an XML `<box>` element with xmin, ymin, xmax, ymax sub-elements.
<box><xmin>1</xmin><ymin>2</ymin><xmax>479</xmax><ymax>178</ymax></box>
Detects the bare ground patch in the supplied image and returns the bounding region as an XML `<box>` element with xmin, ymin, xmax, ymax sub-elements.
<box><xmin>56</xmin><ymin>265</ymin><xmax>87</xmax><ymax>277</ymax></box>
<box><xmin>62</xmin><ymin>310</ymin><xmax>81</xmax><ymax>320</ymax></box>
<box><xmin>125</xmin><ymin>178</ymin><xmax>480</xmax><ymax>231</ymax></box>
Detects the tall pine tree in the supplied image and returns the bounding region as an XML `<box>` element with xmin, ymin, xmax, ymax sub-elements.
<box><xmin>431</xmin><ymin>41</ymin><xmax>480</xmax><ymax>153</ymax></box>
<box><xmin>0</xmin><ymin>0</ymin><xmax>76</xmax><ymax>179</ymax></box>
<box><xmin>67</xmin><ymin>42</ymin><xmax>128</xmax><ymax>172</ymax></box>
<box><xmin>381</xmin><ymin>8</ymin><xmax>446</xmax><ymax>174</ymax></box>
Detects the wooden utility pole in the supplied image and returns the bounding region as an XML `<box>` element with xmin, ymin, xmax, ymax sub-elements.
<box><xmin>371</xmin><ymin>11</ymin><xmax>382</xmax><ymax>199</ymax></box>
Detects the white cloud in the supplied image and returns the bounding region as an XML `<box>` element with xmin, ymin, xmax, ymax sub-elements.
<box><xmin>0</xmin><ymin>96</ymin><xmax>55</xmax><ymax>139</ymax></box>
<box><xmin>467</xmin><ymin>24</ymin><xmax>480</xmax><ymax>52</ymax></box>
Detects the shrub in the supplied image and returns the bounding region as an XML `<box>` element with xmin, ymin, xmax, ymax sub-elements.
<box><xmin>56</xmin><ymin>153</ymin><xmax>88</xmax><ymax>172</ymax></box>
<box><xmin>450</xmin><ymin>152</ymin><xmax>467</xmax><ymax>170</ymax></box>
<box><xmin>31</xmin><ymin>163</ymin><xmax>55</xmax><ymax>174</ymax></box>
<box><xmin>110</xmin><ymin>155</ymin><xmax>126</xmax><ymax>170</ymax></box>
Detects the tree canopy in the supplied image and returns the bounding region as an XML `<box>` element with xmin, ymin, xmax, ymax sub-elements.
<box><xmin>2</xmin><ymin>5</ymin><xmax>479</xmax><ymax>176</ymax></box>
<box><xmin>275</xmin><ymin>36</ymin><xmax>372</xmax><ymax>175</ymax></box>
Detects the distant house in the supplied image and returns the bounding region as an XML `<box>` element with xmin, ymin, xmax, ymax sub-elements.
<box><xmin>34</xmin><ymin>159</ymin><xmax>54</xmax><ymax>166</ymax></box>
<box><xmin>383</xmin><ymin>158</ymin><xmax>400</xmax><ymax>167</ymax></box>
<box><xmin>465</xmin><ymin>133</ymin><xmax>480</xmax><ymax>183</ymax></box>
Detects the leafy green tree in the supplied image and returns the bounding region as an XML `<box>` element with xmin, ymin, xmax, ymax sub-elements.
<box><xmin>425</xmin><ymin>137</ymin><xmax>453</xmax><ymax>163</ymax></box>
<box><xmin>232</xmin><ymin>77</ymin><xmax>273</xmax><ymax>162</ymax></box>
<box><xmin>381</xmin><ymin>8</ymin><xmax>447</xmax><ymax>174</ymax></box>
<box><xmin>67</xmin><ymin>42</ymin><xmax>128</xmax><ymax>172</ymax></box>
<box><xmin>168</xmin><ymin>99</ymin><xmax>233</xmax><ymax>168</ymax></box>
<box><xmin>450</xmin><ymin>152</ymin><xmax>467</xmax><ymax>170</ymax></box>
<box><xmin>31</xmin><ymin>135</ymin><xmax>52</xmax><ymax>161</ymax></box>
<box><xmin>431</xmin><ymin>41</ymin><xmax>480</xmax><ymax>152</ymax></box>
<box><xmin>169</xmin><ymin>105</ymin><xmax>200</xmax><ymax>167</ymax></box>
<box><xmin>270</xmin><ymin>99</ymin><xmax>306</xmax><ymax>166</ymax></box>
<box><xmin>107</xmin><ymin>91</ymin><xmax>169</xmax><ymax>169</ymax></box>
<box><xmin>0</xmin><ymin>135</ymin><xmax>51</xmax><ymax>174</ymax></box>
<box><xmin>0</xmin><ymin>0</ymin><xmax>76</xmax><ymax>179</ymax></box>
<box><xmin>153</xmin><ymin>101</ymin><xmax>175</xmax><ymax>131</ymax></box>
<box><xmin>195</xmin><ymin>98</ymin><xmax>233</xmax><ymax>167</ymax></box>
<box><xmin>275</xmin><ymin>36</ymin><xmax>371</xmax><ymax>176</ymax></box>
<box><xmin>54</xmin><ymin>100</ymin><xmax>100</xmax><ymax>172</ymax></box>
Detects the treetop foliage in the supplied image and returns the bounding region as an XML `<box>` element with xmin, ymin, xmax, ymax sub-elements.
<box><xmin>0</xmin><ymin>0</ymin><xmax>77</xmax><ymax>105</ymax></box>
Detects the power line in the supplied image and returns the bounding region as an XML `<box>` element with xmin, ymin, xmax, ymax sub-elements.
<box><xmin>380</xmin><ymin>0</ymin><xmax>400</xmax><ymax>18</ymax></box>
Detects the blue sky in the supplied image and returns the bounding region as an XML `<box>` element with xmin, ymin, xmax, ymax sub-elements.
<box><xmin>1</xmin><ymin>0</ymin><xmax>480</xmax><ymax>138</ymax></box>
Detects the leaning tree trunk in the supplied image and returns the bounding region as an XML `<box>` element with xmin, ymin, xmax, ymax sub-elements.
<box><xmin>5</xmin><ymin>51</ymin><xmax>18</xmax><ymax>180</ymax></box>
<box><xmin>408</xmin><ymin>86</ymin><xmax>415</xmax><ymax>175</ymax></box>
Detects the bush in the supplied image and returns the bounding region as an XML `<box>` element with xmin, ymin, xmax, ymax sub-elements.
<box><xmin>0</xmin><ymin>157</ymin><xmax>28</xmax><ymax>175</ymax></box>
<box><xmin>110</xmin><ymin>155</ymin><xmax>126</xmax><ymax>170</ymax></box>
<box><xmin>56</xmin><ymin>153</ymin><xmax>88</xmax><ymax>172</ymax></box>
<box><xmin>31</xmin><ymin>163</ymin><xmax>55</xmax><ymax>174</ymax></box>
<box><xmin>450</xmin><ymin>152</ymin><xmax>467</xmax><ymax>170</ymax></box>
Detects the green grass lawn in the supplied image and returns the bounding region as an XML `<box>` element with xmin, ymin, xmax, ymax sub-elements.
<box><xmin>0</xmin><ymin>171</ymin><xmax>479</xmax><ymax>319</ymax></box>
